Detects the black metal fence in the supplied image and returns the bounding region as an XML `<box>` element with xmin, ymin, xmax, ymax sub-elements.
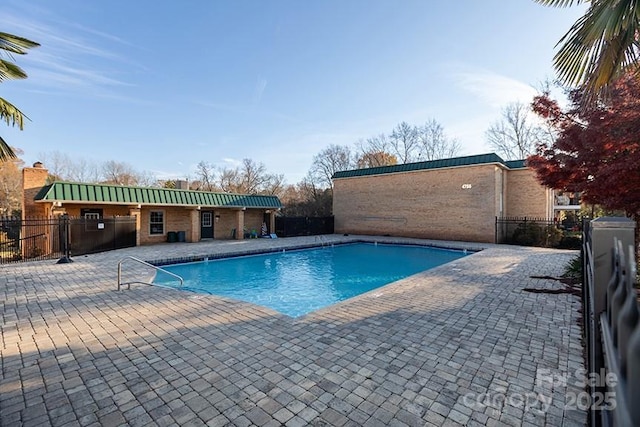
<box><xmin>582</xmin><ymin>217</ymin><xmax>640</xmax><ymax>426</ymax></box>
<box><xmin>0</xmin><ymin>216</ymin><xmax>137</xmax><ymax>264</ymax></box>
<box><xmin>275</xmin><ymin>216</ymin><xmax>334</xmax><ymax>237</ymax></box>
<box><xmin>69</xmin><ymin>216</ymin><xmax>137</xmax><ymax>255</ymax></box>
<box><xmin>0</xmin><ymin>216</ymin><xmax>63</xmax><ymax>263</ymax></box>
<box><xmin>495</xmin><ymin>216</ymin><xmax>582</xmax><ymax>249</ymax></box>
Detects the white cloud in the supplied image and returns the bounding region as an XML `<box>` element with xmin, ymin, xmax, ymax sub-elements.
<box><xmin>452</xmin><ymin>67</ymin><xmax>537</xmax><ymax>108</ymax></box>
<box><xmin>1</xmin><ymin>8</ymin><xmax>143</xmax><ymax>99</ymax></box>
<box><xmin>252</xmin><ymin>77</ymin><xmax>268</xmax><ymax>105</ymax></box>
<box><xmin>222</xmin><ymin>158</ymin><xmax>241</xmax><ymax>166</ymax></box>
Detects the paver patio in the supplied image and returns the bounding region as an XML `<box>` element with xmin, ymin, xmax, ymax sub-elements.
<box><xmin>0</xmin><ymin>235</ymin><xmax>586</xmax><ymax>426</ymax></box>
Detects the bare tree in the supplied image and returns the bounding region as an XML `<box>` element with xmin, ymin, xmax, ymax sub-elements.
<box><xmin>354</xmin><ymin>134</ymin><xmax>398</xmax><ymax>168</ymax></box>
<box><xmin>218</xmin><ymin>167</ymin><xmax>240</xmax><ymax>193</ymax></box>
<box><xmin>355</xmin><ymin>134</ymin><xmax>390</xmax><ymax>156</ymax></box>
<box><xmin>262</xmin><ymin>173</ymin><xmax>286</xmax><ymax>197</ymax></box>
<box><xmin>38</xmin><ymin>151</ymin><xmax>73</xmax><ymax>181</ymax></box>
<box><xmin>68</xmin><ymin>157</ymin><xmax>100</xmax><ymax>183</ymax></box>
<box><xmin>38</xmin><ymin>151</ymin><xmax>157</xmax><ymax>185</ymax></box>
<box><xmin>213</xmin><ymin>158</ymin><xmax>283</xmax><ymax>195</ymax></box>
<box><xmin>279</xmin><ymin>176</ymin><xmax>332</xmax><ymax>217</ymax></box>
<box><xmin>0</xmin><ymin>152</ymin><xmax>24</xmax><ymax>216</ymax></box>
<box><xmin>417</xmin><ymin>119</ymin><xmax>461</xmax><ymax>161</ymax></box>
<box><xmin>389</xmin><ymin>122</ymin><xmax>419</xmax><ymax>163</ymax></box>
<box><xmin>101</xmin><ymin>161</ymin><xmax>141</xmax><ymax>185</ymax></box>
<box><xmin>486</xmin><ymin>102</ymin><xmax>546</xmax><ymax>160</ymax></box>
<box><xmin>134</xmin><ymin>170</ymin><xmax>161</xmax><ymax>188</ymax></box>
<box><xmin>356</xmin><ymin>151</ymin><xmax>398</xmax><ymax>168</ymax></box>
<box><xmin>308</xmin><ymin>144</ymin><xmax>352</xmax><ymax>189</ymax></box>
<box><xmin>195</xmin><ymin>161</ymin><xmax>217</xmax><ymax>191</ymax></box>
<box><xmin>239</xmin><ymin>158</ymin><xmax>268</xmax><ymax>194</ymax></box>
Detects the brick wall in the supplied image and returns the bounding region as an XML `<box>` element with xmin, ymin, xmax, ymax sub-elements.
<box><xmin>505</xmin><ymin>169</ymin><xmax>551</xmax><ymax>218</ymax></box>
<box><xmin>244</xmin><ymin>210</ymin><xmax>264</xmax><ymax>235</ymax></box>
<box><xmin>22</xmin><ymin>164</ymin><xmax>49</xmax><ymax>218</ymax></box>
<box><xmin>140</xmin><ymin>207</ymin><xmax>194</xmax><ymax>245</ymax></box>
<box><xmin>211</xmin><ymin>209</ymin><xmax>266</xmax><ymax>239</ymax></box>
<box><xmin>213</xmin><ymin>210</ymin><xmax>237</xmax><ymax>239</ymax></box>
<box><xmin>333</xmin><ymin>164</ymin><xmax>501</xmax><ymax>242</ymax></box>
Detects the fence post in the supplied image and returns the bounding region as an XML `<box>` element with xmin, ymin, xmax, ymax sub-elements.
<box><xmin>588</xmin><ymin>217</ymin><xmax>635</xmax><ymax>425</ymax></box>
<box><xmin>57</xmin><ymin>214</ymin><xmax>73</xmax><ymax>264</ymax></box>
<box><xmin>590</xmin><ymin>217</ymin><xmax>636</xmax><ymax>323</ymax></box>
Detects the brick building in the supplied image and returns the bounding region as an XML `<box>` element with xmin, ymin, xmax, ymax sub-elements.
<box><xmin>22</xmin><ymin>163</ymin><xmax>282</xmax><ymax>246</ymax></box>
<box><xmin>332</xmin><ymin>153</ymin><xmax>556</xmax><ymax>243</ymax></box>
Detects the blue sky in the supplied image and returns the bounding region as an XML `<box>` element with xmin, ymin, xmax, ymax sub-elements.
<box><xmin>2</xmin><ymin>0</ymin><xmax>586</xmax><ymax>183</ymax></box>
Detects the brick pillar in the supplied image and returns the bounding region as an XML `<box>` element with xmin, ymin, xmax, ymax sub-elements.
<box><xmin>22</xmin><ymin>162</ymin><xmax>49</xmax><ymax>218</ymax></box>
<box><xmin>236</xmin><ymin>209</ymin><xmax>245</xmax><ymax>240</ymax></box>
<box><xmin>21</xmin><ymin>163</ymin><xmax>51</xmax><ymax>259</ymax></box>
<box><xmin>269</xmin><ymin>211</ymin><xmax>276</xmax><ymax>236</ymax></box>
<box><xmin>128</xmin><ymin>207</ymin><xmax>141</xmax><ymax>246</ymax></box>
<box><xmin>189</xmin><ymin>209</ymin><xmax>199</xmax><ymax>242</ymax></box>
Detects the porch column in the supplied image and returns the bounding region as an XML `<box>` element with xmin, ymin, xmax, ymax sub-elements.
<box><xmin>235</xmin><ymin>209</ymin><xmax>245</xmax><ymax>240</ymax></box>
<box><xmin>128</xmin><ymin>207</ymin><xmax>141</xmax><ymax>246</ymax></box>
<box><xmin>269</xmin><ymin>211</ymin><xmax>276</xmax><ymax>236</ymax></box>
<box><xmin>189</xmin><ymin>208</ymin><xmax>199</xmax><ymax>242</ymax></box>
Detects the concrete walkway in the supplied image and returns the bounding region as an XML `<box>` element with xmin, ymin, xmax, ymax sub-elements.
<box><xmin>0</xmin><ymin>235</ymin><xmax>586</xmax><ymax>426</ymax></box>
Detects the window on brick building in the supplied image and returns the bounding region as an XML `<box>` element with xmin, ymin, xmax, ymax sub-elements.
<box><xmin>150</xmin><ymin>211</ymin><xmax>164</xmax><ymax>235</ymax></box>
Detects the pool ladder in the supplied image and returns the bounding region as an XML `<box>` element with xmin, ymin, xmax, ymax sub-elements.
<box><xmin>117</xmin><ymin>256</ymin><xmax>184</xmax><ymax>290</ymax></box>
<box><xmin>315</xmin><ymin>235</ymin><xmax>328</xmax><ymax>246</ymax></box>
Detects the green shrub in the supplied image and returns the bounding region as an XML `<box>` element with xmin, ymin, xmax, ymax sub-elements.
<box><xmin>558</xmin><ymin>235</ymin><xmax>582</xmax><ymax>250</ymax></box>
<box><xmin>512</xmin><ymin>222</ymin><xmax>563</xmax><ymax>247</ymax></box>
<box><xmin>512</xmin><ymin>222</ymin><xmax>543</xmax><ymax>246</ymax></box>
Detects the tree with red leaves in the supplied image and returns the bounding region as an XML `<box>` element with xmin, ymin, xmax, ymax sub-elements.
<box><xmin>528</xmin><ymin>73</ymin><xmax>640</xmax><ymax>230</ymax></box>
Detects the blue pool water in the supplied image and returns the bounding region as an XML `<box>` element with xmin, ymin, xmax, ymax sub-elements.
<box><xmin>154</xmin><ymin>243</ymin><xmax>468</xmax><ymax>317</ymax></box>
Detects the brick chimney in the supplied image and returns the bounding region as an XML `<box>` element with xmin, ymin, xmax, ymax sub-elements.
<box><xmin>22</xmin><ymin>162</ymin><xmax>49</xmax><ymax>218</ymax></box>
<box><xmin>175</xmin><ymin>179</ymin><xmax>189</xmax><ymax>190</ymax></box>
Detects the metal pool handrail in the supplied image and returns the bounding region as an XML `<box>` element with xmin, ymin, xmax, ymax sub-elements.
<box><xmin>117</xmin><ymin>256</ymin><xmax>184</xmax><ymax>290</ymax></box>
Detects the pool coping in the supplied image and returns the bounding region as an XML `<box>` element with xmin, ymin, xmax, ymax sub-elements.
<box><xmin>147</xmin><ymin>236</ymin><xmax>486</xmax><ymax>267</ymax></box>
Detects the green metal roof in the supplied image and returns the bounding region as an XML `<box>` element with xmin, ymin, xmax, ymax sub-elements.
<box><xmin>503</xmin><ymin>159</ymin><xmax>527</xmax><ymax>169</ymax></box>
<box><xmin>332</xmin><ymin>153</ymin><xmax>527</xmax><ymax>179</ymax></box>
<box><xmin>35</xmin><ymin>182</ymin><xmax>282</xmax><ymax>209</ymax></box>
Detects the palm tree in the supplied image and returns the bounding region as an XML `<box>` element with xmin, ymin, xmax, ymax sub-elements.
<box><xmin>0</xmin><ymin>31</ymin><xmax>40</xmax><ymax>161</ymax></box>
<box><xmin>535</xmin><ymin>0</ymin><xmax>640</xmax><ymax>101</ymax></box>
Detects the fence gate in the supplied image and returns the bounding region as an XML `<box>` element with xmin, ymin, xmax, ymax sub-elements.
<box><xmin>69</xmin><ymin>216</ymin><xmax>137</xmax><ymax>256</ymax></box>
<box><xmin>0</xmin><ymin>216</ymin><xmax>137</xmax><ymax>264</ymax></box>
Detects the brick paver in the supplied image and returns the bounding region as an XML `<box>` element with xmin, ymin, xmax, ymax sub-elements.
<box><xmin>0</xmin><ymin>235</ymin><xmax>586</xmax><ymax>426</ymax></box>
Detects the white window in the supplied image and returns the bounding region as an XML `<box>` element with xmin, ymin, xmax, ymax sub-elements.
<box><xmin>84</xmin><ymin>213</ymin><xmax>100</xmax><ymax>220</ymax></box>
<box><xmin>202</xmin><ymin>212</ymin><xmax>212</xmax><ymax>227</ymax></box>
<box><xmin>150</xmin><ymin>211</ymin><xmax>164</xmax><ymax>235</ymax></box>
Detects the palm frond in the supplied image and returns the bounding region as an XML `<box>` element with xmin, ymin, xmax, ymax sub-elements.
<box><xmin>0</xmin><ymin>32</ymin><xmax>40</xmax><ymax>55</ymax></box>
<box><xmin>0</xmin><ymin>97</ymin><xmax>27</xmax><ymax>130</ymax></box>
<box><xmin>533</xmin><ymin>0</ymin><xmax>589</xmax><ymax>7</ymax></box>
<box><xmin>551</xmin><ymin>0</ymin><xmax>640</xmax><ymax>100</ymax></box>
<box><xmin>0</xmin><ymin>135</ymin><xmax>17</xmax><ymax>161</ymax></box>
<box><xmin>0</xmin><ymin>58</ymin><xmax>28</xmax><ymax>81</ymax></box>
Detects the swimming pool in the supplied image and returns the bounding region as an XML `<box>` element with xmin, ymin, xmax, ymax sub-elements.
<box><xmin>154</xmin><ymin>243</ymin><xmax>468</xmax><ymax>317</ymax></box>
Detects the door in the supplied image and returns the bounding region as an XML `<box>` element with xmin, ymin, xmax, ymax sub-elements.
<box><xmin>200</xmin><ymin>211</ymin><xmax>214</xmax><ymax>239</ymax></box>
